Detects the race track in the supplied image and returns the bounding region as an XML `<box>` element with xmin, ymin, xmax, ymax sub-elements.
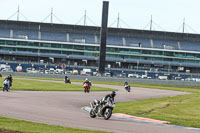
<box><xmin>0</xmin><ymin>79</ymin><xmax>199</xmax><ymax>133</ymax></box>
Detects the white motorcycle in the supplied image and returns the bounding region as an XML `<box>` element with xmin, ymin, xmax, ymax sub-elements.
<box><xmin>124</xmin><ymin>84</ymin><xmax>131</xmax><ymax>92</ymax></box>
<box><xmin>89</xmin><ymin>97</ymin><xmax>115</xmax><ymax>120</ymax></box>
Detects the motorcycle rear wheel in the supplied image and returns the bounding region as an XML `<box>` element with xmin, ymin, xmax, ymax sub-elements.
<box><xmin>104</xmin><ymin>108</ymin><xmax>112</xmax><ymax>120</ymax></box>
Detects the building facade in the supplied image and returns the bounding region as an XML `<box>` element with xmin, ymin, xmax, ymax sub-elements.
<box><xmin>1</xmin><ymin>20</ymin><xmax>200</xmax><ymax>73</ymax></box>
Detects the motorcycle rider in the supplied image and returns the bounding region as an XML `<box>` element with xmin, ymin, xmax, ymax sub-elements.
<box><xmin>83</xmin><ymin>78</ymin><xmax>92</xmax><ymax>86</ymax></box>
<box><xmin>93</xmin><ymin>91</ymin><xmax>116</xmax><ymax>112</ymax></box>
<box><xmin>124</xmin><ymin>81</ymin><xmax>131</xmax><ymax>92</ymax></box>
<box><xmin>103</xmin><ymin>91</ymin><xmax>116</xmax><ymax>102</ymax></box>
<box><xmin>124</xmin><ymin>81</ymin><xmax>129</xmax><ymax>87</ymax></box>
<box><xmin>83</xmin><ymin>78</ymin><xmax>89</xmax><ymax>84</ymax></box>
<box><xmin>7</xmin><ymin>74</ymin><xmax>13</xmax><ymax>87</ymax></box>
<box><xmin>3</xmin><ymin>78</ymin><xmax>10</xmax><ymax>91</ymax></box>
<box><xmin>64</xmin><ymin>75</ymin><xmax>70</xmax><ymax>83</ymax></box>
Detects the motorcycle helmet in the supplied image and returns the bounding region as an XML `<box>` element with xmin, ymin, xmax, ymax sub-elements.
<box><xmin>111</xmin><ymin>91</ymin><xmax>116</xmax><ymax>97</ymax></box>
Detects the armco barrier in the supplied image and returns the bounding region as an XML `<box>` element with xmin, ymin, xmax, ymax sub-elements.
<box><xmin>1</xmin><ymin>72</ymin><xmax>200</xmax><ymax>87</ymax></box>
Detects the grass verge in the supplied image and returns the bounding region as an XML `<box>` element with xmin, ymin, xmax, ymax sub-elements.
<box><xmin>0</xmin><ymin>77</ymin><xmax>115</xmax><ymax>91</ymax></box>
<box><xmin>113</xmin><ymin>84</ymin><xmax>200</xmax><ymax>128</ymax></box>
<box><xmin>0</xmin><ymin>116</ymin><xmax>111</xmax><ymax>133</ymax></box>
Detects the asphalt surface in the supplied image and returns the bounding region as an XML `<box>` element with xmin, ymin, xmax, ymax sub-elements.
<box><xmin>0</xmin><ymin>79</ymin><xmax>199</xmax><ymax>133</ymax></box>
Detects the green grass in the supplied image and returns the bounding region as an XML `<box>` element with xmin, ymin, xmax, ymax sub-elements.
<box><xmin>0</xmin><ymin>77</ymin><xmax>115</xmax><ymax>91</ymax></box>
<box><xmin>113</xmin><ymin>85</ymin><xmax>200</xmax><ymax>128</ymax></box>
<box><xmin>13</xmin><ymin>76</ymin><xmax>200</xmax><ymax>90</ymax></box>
<box><xmin>0</xmin><ymin>116</ymin><xmax>111</xmax><ymax>133</ymax></box>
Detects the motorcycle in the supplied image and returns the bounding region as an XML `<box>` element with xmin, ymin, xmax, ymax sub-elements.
<box><xmin>89</xmin><ymin>97</ymin><xmax>115</xmax><ymax>120</ymax></box>
<box><xmin>65</xmin><ymin>78</ymin><xmax>71</xmax><ymax>84</ymax></box>
<box><xmin>3</xmin><ymin>83</ymin><xmax>9</xmax><ymax>92</ymax></box>
<box><xmin>124</xmin><ymin>84</ymin><xmax>131</xmax><ymax>92</ymax></box>
<box><xmin>83</xmin><ymin>83</ymin><xmax>90</xmax><ymax>93</ymax></box>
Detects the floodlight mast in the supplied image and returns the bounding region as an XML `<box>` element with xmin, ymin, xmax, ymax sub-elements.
<box><xmin>84</xmin><ymin>10</ymin><xmax>87</xmax><ymax>26</ymax></box>
<box><xmin>51</xmin><ymin>8</ymin><xmax>53</xmax><ymax>23</ymax></box>
<box><xmin>117</xmin><ymin>12</ymin><xmax>120</xmax><ymax>28</ymax></box>
<box><xmin>98</xmin><ymin>1</ymin><xmax>109</xmax><ymax>75</ymax></box>
<box><xmin>17</xmin><ymin>5</ymin><xmax>19</xmax><ymax>21</ymax></box>
<box><xmin>150</xmin><ymin>15</ymin><xmax>152</xmax><ymax>31</ymax></box>
<box><xmin>183</xmin><ymin>18</ymin><xmax>185</xmax><ymax>33</ymax></box>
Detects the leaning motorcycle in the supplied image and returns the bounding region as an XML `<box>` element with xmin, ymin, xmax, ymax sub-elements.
<box><xmin>124</xmin><ymin>85</ymin><xmax>131</xmax><ymax>92</ymax></box>
<box><xmin>65</xmin><ymin>78</ymin><xmax>71</xmax><ymax>84</ymax></box>
<box><xmin>3</xmin><ymin>84</ymin><xmax>9</xmax><ymax>92</ymax></box>
<box><xmin>89</xmin><ymin>97</ymin><xmax>115</xmax><ymax>120</ymax></box>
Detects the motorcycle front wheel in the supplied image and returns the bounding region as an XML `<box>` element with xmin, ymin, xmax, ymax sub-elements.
<box><xmin>90</xmin><ymin>110</ymin><xmax>96</xmax><ymax>118</ymax></box>
<box><xmin>104</xmin><ymin>108</ymin><xmax>112</xmax><ymax>120</ymax></box>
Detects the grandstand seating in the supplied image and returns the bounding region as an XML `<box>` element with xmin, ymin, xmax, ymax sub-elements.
<box><xmin>69</xmin><ymin>32</ymin><xmax>95</xmax><ymax>44</ymax></box>
<box><xmin>107</xmin><ymin>35</ymin><xmax>123</xmax><ymax>45</ymax></box>
<box><xmin>153</xmin><ymin>39</ymin><xmax>178</xmax><ymax>49</ymax></box>
<box><xmin>153</xmin><ymin>39</ymin><xmax>175</xmax><ymax>49</ymax></box>
<box><xmin>154</xmin><ymin>39</ymin><xmax>178</xmax><ymax>49</ymax></box>
<box><xmin>2</xmin><ymin>27</ymin><xmax>200</xmax><ymax>53</ymax></box>
<box><xmin>13</xmin><ymin>29</ymin><xmax>38</xmax><ymax>40</ymax></box>
<box><xmin>41</xmin><ymin>31</ymin><xmax>66</xmax><ymax>42</ymax></box>
<box><xmin>126</xmin><ymin>37</ymin><xmax>151</xmax><ymax>48</ymax></box>
<box><xmin>180</xmin><ymin>41</ymin><xmax>200</xmax><ymax>51</ymax></box>
<box><xmin>0</xmin><ymin>28</ymin><xmax>10</xmax><ymax>38</ymax></box>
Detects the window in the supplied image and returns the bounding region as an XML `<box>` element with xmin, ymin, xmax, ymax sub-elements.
<box><xmin>186</xmin><ymin>53</ymin><xmax>197</xmax><ymax>59</ymax></box>
<box><xmin>63</xmin><ymin>44</ymin><xmax>73</xmax><ymax>49</ymax></box>
<box><xmin>51</xmin><ymin>44</ymin><xmax>61</xmax><ymax>48</ymax></box>
<box><xmin>163</xmin><ymin>51</ymin><xmax>173</xmax><ymax>56</ymax></box>
<box><xmin>28</xmin><ymin>42</ymin><xmax>39</xmax><ymax>47</ymax></box>
<box><xmin>85</xmin><ymin>46</ymin><xmax>97</xmax><ymax>51</ymax></box>
<box><xmin>16</xmin><ymin>41</ymin><xmax>27</xmax><ymax>46</ymax></box>
<box><xmin>62</xmin><ymin>51</ymin><xmax>72</xmax><ymax>55</ymax></box>
<box><xmin>107</xmin><ymin>48</ymin><xmax>118</xmax><ymax>52</ymax></box>
<box><xmin>6</xmin><ymin>41</ymin><xmax>16</xmax><ymax>45</ymax></box>
<box><xmin>40</xmin><ymin>43</ymin><xmax>51</xmax><ymax>48</ymax></box>
<box><xmin>142</xmin><ymin>50</ymin><xmax>151</xmax><ymax>55</ymax></box>
<box><xmin>84</xmin><ymin>53</ymin><xmax>94</xmax><ymax>56</ymax></box>
<box><xmin>72</xmin><ymin>52</ymin><xmax>84</xmax><ymax>55</ymax></box>
<box><xmin>1</xmin><ymin>47</ymin><xmax>14</xmax><ymax>51</ymax></box>
<box><xmin>152</xmin><ymin>51</ymin><xmax>162</xmax><ymax>55</ymax></box>
<box><xmin>40</xmin><ymin>50</ymin><xmax>61</xmax><ymax>54</ymax></box>
<box><xmin>74</xmin><ymin>45</ymin><xmax>84</xmax><ymax>50</ymax></box>
<box><xmin>17</xmin><ymin>48</ymin><xmax>38</xmax><ymax>53</ymax></box>
<box><xmin>0</xmin><ymin>40</ymin><xmax>5</xmax><ymax>44</ymax></box>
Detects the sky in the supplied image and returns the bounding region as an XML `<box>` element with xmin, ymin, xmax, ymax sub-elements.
<box><xmin>0</xmin><ymin>0</ymin><xmax>200</xmax><ymax>33</ymax></box>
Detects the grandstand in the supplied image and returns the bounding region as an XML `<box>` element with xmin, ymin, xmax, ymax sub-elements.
<box><xmin>1</xmin><ymin>20</ymin><xmax>200</xmax><ymax>73</ymax></box>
